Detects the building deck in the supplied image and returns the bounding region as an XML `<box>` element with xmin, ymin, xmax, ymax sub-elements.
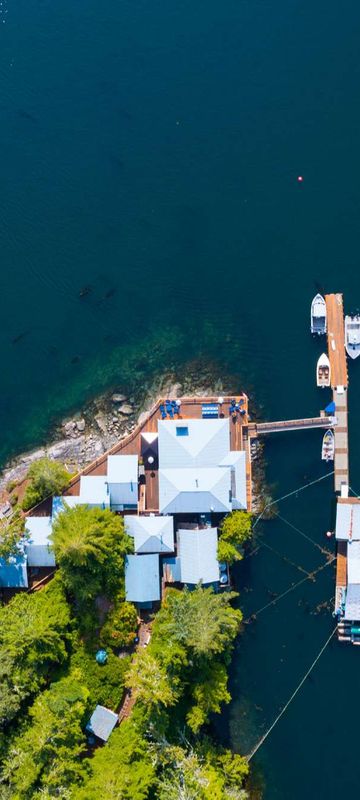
<box><xmin>61</xmin><ymin>395</ymin><xmax>252</xmax><ymax>513</ymax></box>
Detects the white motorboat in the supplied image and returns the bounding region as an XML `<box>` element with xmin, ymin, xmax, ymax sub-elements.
<box><xmin>321</xmin><ymin>429</ymin><xmax>334</xmax><ymax>462</ymax></box>
<box><xmin>345</xmin><ymin>315</ymin><xmax>360</xmax><ymax>359</ymax></box>
<box><xmin>316</xmin><ymin>353</ymin><xmax>331</xmax><ymax>387</ymax></box>
<box><xmin>311</xmin><ymin>294</ymin><xmax>327</xmax><ymax>335</ymax></box>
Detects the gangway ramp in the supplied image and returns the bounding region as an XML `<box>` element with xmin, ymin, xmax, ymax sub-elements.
<box><xmin>248</xmin><ymin>416</ymin><xmax>335</xmax><ymax>436</ymax></box>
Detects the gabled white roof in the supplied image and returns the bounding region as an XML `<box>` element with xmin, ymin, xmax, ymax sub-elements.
<box><xmin>159</xmin><ymin>467</ymin><xmax>231</xmax><ymax>514</ymax></box>
<box><xmin>335</xmin><ymin>502</ymin><xmax>360</xmax><ymax>540</ymax></box>
<box><xmin>107</xmin><ymin>455</ymin><xmax>138</xmax><ymax>484</ymax></box>
<box><xmin>79</xmin><ymin>476</ymin><xmax>110</xmax><ymax>506</ymax></box>
<box><xmin>178</xmin><ymin>528</ymin><xmax>219</xmax><ymax>584</ymax></box>
<box><xmin>24</xmin><ymin>516</ymin><xmax>55</xmax><ymax>567</ymax></box>
<box><xmin>348</xmin><ymin>541</ymin><xmax>360</xmax><ymax>584</ymax></box>
<box><xmin>124</xmin><ymin>515</ymin><xmax>174</xmax><ymax>554</ymax></box>
<box><xmin>158</xmin><ymin>418</ymin><xmax>230</xmax><ymax>469</ymax></box>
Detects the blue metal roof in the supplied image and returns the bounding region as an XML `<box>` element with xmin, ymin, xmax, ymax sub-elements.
<box><xmin>0</xmin><ymin>553</ymin><xmax>28</xmax><ymax>588</ymax></box>
<box><xmin>125</xmin><ymin>554</ymin><xmax>160</xmax><ymax>603</ymax></box>
<box><xmin>86</xmin><ymin>705</ymin><xmax>118</xmax><ymax>742</ymax></box>
<box><xmin>178</xmin><ymin>528</ymin><xmax>219</xmax><ymax>585</ymax></box>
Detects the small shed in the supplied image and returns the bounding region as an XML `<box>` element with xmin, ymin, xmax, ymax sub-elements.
<box><xmin>107</xmin><ymin>455</ymin><xmax>138</xmax><ymax>510</ymax></box>
<box><xmin>86</xmin><ymin>705</ymin><xmax>118</xmax><ymax>742</ymax></box>
<box><xmin>177</xmin><ymin>527</ymin><xmax>219</xmax><ymax>585</ymax></box>
<box><xmin>0</xmin><ymin>552</ymin><xmax>28</xmax><ymax>588</ymax></box>
<box><xmin>125</xmin><ymin>554</ymin><xmax>160</xmax><ymax>604</ymax></box>
<box><xmin>124</xmin><ymin>515</ymin><xmax>174</xmax><ymax>554</ymax></box>
<box><xmin>24</xmin><ymin>516</ymin><xmax>55</xmax><ymax>567</ymax></box>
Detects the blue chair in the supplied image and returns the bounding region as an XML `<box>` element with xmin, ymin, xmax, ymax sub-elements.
<box><xmin>160</xmin><ymin>404</ymin><xmax>167</xmax><ymax>420</ymax></box>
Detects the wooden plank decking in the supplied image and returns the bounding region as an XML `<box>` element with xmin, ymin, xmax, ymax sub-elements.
<box><xmin>61</xmin><ymin>394</ymin><xmax>252</xmax><ymax>513</ymax></box>
<box><xmin>325</xmin><ymin>293</ymin><xmax>349</xmax><ymax>493</ymax></box>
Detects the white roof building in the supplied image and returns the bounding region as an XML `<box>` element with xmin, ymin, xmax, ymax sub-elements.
<box><xmin>158</xmin><ymin>418</ymin><xmax>247</xmax><ymax>514</ymax></box>
<box><xmin>335</xmin><ymin>501</ymin><xmax>360</xmax><ymax>540</ymax></box>
<box><xmin>159</xmin><ymin>468</ymin><xmax>232</xmax><ymax>514</ymax></box>
<box><xmin>158</xmin><ymin>418</ymin><xmax>230</xmax><ymax>469</ymax></box>
<box><xmin>124</xmin><ymin>515</ymin><xmax>174</xmax><ymax>554</ymax></box>
<box><xmin>24</xmin><ymin>516</ymin><xmax>55</xmax><ymax>567</ymax></box>
<box><xmin>177</xmin><ymin>527</ymin><xmax>219</xmax><ymax>585</ymax></box>
<box><xmin>107</xmin><ymin>455</ymin><xmax>138</xmax><ymax>509</ymax></box>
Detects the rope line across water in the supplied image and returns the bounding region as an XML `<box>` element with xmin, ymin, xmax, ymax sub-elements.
<box><xmin>253</xmin><ymin>471</ymin><xmax>335</xmax><ymax>529</ymax></box>
<box><xmin>246</xmin><ymin>625</ymin><xmax>337</xmax><ymax>761</ymax></box>
<box><xmin>243</xmin><ymin>556</ymin><xmax>335</xmax><ymax>624</ymax></box>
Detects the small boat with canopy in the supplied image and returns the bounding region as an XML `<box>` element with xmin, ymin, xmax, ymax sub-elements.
<box><xmin>316</xmin><ymin>353</ymin><xmax>331</xmax><ymax>387</ymax></box>
<box><xmin>311</xmin><ymin>294</ymin><xmax>326</xmax><ymax>335</ymax></box>
<box><xmin>321</xmin><ymin>429</ymin><xmax>334</xmax><ymax>462</ymax></box>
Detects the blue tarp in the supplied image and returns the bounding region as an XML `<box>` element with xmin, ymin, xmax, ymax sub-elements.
<box><xmin>325</xmin><ymin>401</ymin><xmax>336</xmax><ymax>414</ymax></box>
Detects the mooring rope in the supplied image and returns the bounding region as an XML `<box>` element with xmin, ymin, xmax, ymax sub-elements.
<box><xmin>253</xmin><ymin>471</ymin><xmax>335</xmax><ymax>529</ymax></box>
<box><xmin>243</xmin><ymin>557</ymin><xmax>335</xmax><ymax>624</ymax></box>
<box><xmin>246</xmin><ymin>625</ymin><xmax>337</xmax><ymax>762</ymax></box>
<box><xmin>275</xmin><ymin>512</ymin><xmax>332</xmax><ymax>557</ymax></box>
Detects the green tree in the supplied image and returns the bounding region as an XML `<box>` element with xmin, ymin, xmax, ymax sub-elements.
<box><xmin>186</xmin><ymin>661</ymin><xmax>231</xmax><ymax>733</ymax></box>
<box><xmin>155</xmin><ymin>586</ymin><xmax>242</xmax><ymax>657</ymax></box>
<box><xmin>0</xmin><ymin>511</ymin><xmax>27</xmax><ymax>560</ymax></box>
<box><xmin>50</xmin><ymin>506</ymin><xmax>133</xmax><ymax>604</ymax></box>
<box><xmin>72</xmin><ymin>720</ymin><xmax>155</xmax><ymax>800</ymax></box>
<box><xmin>156</xmin><ymin>743</ymin><xmax>249</xmax><ymax>800</ymax></box>
<box><xmin>1</xmin><ymin>673</ymin><xmax>88</xmax><ymax>799</ymax></box>
<box><xmin>0</xmin><ymin>579</ymin><xmax>71</xmax><ymax>729</ymax></box>
<box><xmin>22</xmin><ymin>457</ymin><xmax>71</xmax><ymax>511</ymax></box>
<box><xmin>218</xmin><ymin>511</ymin><xmax>252</xmax><ymax>564</ymax></box>
<box><xmin>100</xmin><ymin>601</ymin><xmax>138</xmax><ymax>649</ymax></box>
<box><xmin>126</xmin><ymin>650</ymin><xmax>179</xmax><ymax>709</ymax></box>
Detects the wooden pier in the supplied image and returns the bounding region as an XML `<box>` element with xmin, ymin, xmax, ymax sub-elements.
<box><xmin>325</xmin><ymin>293</ymin><xmax>349</xmax><ymax>492</ymax></box>
<box><xmin>248</xmin><ymin>416</ymin><xmax>335</xmax><ymax>436</ymax></box>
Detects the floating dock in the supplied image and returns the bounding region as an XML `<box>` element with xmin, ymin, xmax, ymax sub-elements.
<box><xmin>325</xmin><ymin>293</ymin><xmax>349</xmax><ymax>492</ymax></box>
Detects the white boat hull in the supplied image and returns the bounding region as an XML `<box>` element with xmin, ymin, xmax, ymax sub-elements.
<box><xmin>345</xmin><ymin>315</ymin><xmax>360</xmax><ymax>360</ymax></box>
<box><xmin>311</xmin><ymin>294</ymin><xmax>327</xmax><ymax>335</ymax></box>
<box><xmin>321</xmin><ymin>429</ymin><xmax>334</xmax><ymax>461</ymax></box>
<box><xmin>316</xmin><ymin>353</ymin><xmax>331</xmax><ymax>387</ymax></box>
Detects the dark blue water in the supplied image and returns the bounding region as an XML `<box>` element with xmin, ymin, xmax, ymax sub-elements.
<box><xmin>2</xmin><ymin>1</ymin><xmax>360</xmax><ymax>796</ymax></box>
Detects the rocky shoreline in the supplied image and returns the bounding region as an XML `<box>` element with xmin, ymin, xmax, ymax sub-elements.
<box><xmin>0</xmin><ymin>372</ymin><xmax>225</xmax><ymax>497</ymax></box>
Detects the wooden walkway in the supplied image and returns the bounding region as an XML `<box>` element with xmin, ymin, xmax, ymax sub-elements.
<box><xmin>325</xmin><ymin>293</ymin><xmax>349</xmax><ymax>493</ymax></box>
<box><xmin>248</xmin><ymin>416</ymin><xmax>334</xmax><ymax>436</ymax></box>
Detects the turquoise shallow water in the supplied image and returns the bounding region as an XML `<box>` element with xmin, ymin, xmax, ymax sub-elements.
<box><xmin>2</xmin><ymin>1</ymin><xmax>360</xmax><ymax>796</ymax></box>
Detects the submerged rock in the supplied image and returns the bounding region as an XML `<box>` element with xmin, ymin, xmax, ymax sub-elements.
<box><xmin>119</xmin><ymin>403</ymin><xmax>133</xmax><ymax>416</ymax></box>
<box><xmin>111</xmin><ymin>393</ymin><xmax>127</xmax><ymax>404</ymax></box>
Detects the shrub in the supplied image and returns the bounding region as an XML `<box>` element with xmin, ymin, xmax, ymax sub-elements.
<box><xmin>217</xmin><ymin>510</ymin><xmax>252</xmax><ymax>564</ymax></box>
<box><xmin>70</xmin><ymin>645</ymin><xmax>130</xmax><ymax>710</ymax></box>
<box><xmin>100</xmin><ymin>601</ymin><xmax>138</xmax><ymax>649</ymax></box>
<box><xmin>22</xmin><ymin>457</ymin><xmax>71</xmax><ymax>511</ymax></box>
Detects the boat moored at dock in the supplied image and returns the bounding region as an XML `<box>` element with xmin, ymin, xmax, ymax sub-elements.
<box><xmin>311</xmin><ymin>294</ymin><xmax>327</xmax><ymax>335</ymax></box>
<box><xmin>321</xmin><ymin>429</ymin><xmax>334</xmax><ymax>462</ymax></box>
<box><xmin>345</xmin><ymin>315</ymin><xmax>360</xmax><ymax>359</ymax></box>
<box><xmin>316</xmin><ymin>353</ymin><xmax>331</xmax><ymax>387</ymax></box>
